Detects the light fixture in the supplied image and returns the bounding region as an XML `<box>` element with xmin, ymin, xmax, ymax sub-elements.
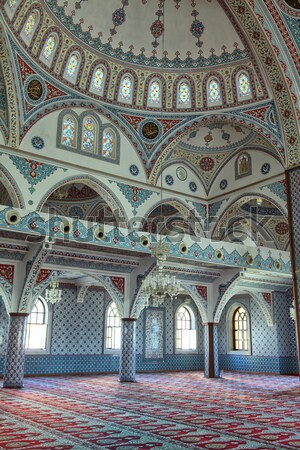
<box><xmin>141</xmin><ymin>4</ymin><xmax>181</xmax><ymax>307</ymax></box>
<box><xmin>256</xmin><ymin>198</ymin><xmax>263</xmax><ymax>206</ymax></box>
<box><xmin>45</xmin><ymin>280</ymin><xmax>62</xmax><ymax>304</ymax></box>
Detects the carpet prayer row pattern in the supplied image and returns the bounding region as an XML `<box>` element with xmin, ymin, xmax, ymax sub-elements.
<box><xmin>0</xmin><ymin>371</ymin><xmax>300</xmax><ymax>449</ymax></box>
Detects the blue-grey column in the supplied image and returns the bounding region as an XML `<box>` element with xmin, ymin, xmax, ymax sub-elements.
<box><xmin>3</xmin><ymin>313</ymin><xmax>28</xmax><ymax>388</ymax></box>
<box><xmin>203</xmin><ymin>322</ymin><xmax>219</xmax><ymax>378</ymax></box>
<box><xmin>119</xmin><ymin>318</ymin><xmax>136</xmax><ymax>382</ymax></box>
<box><xmin>286</xmin><ymin>166</ymin><xmax>300</xmax><ymax>376</ymax></box>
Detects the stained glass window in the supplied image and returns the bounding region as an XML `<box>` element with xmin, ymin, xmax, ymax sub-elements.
<box><xmin>148</xmin><ymin>80</ymin><xmax>161</xmax><ymax>104</ymax></box>
<box><xmin>119</xmin><ymin>75</ymin><xmax>133</xmax><ymax>101</ymax></box>
<box><xmin>105</xmin><ymin>302</ymin><xmax>121</xmax><ymax>350</ymax></box>
<box><xmin>24</xmin><ymin>13</ymin><xmax>36</xmax><ymax>37</ymax></box>
<box><xmin>82</xmin><ymin>116</ymin><xmax>95</xmax><ymax>152</ymax></box>
<box><xmin>42</xmin><ymin>35</ymin><xmax>56</xmax><ymax>60</ymax></box>
<box><xmin>62</xmin><ymin>115</ymin><xmax>76</xmax><ymax>147</ymax></box>
<box><xmin>91</xmin><ymin>67</ymin><xmax>105</xmax><ymax>93</ymax></box>
<box><xmin>238</xmin><ymin>72</ymin><xmax>251</xmax><ymax>97</ymax></box>
<box><xmin>102</xmin><ymin>129</ymin><xmax>115</xmax><ymax>158</ymax></box>
<box><xmin>176</xmin><ymin>306</ymin><xmax>196</xmax><ymax>350</ymax></box>
<box><xmin>178</xmin><ymin>81</ymin><xmax>190</xmax><ymax>105</ymax></box>
<box><xmin>208</xmin><ymin>79</ymin><xmax>221</xmax><ymax>103</ymax></box>
<box><xmin>8</xmin><ymin>0</ymin><xmax>17</xmax><ymax>8</ymax></box>
<box><xmin>233</xmin><ymin>307</ymin><xmax>248</xmax><ymax>351</ymax></box>
<box><xmin>67</xmin><ymin>53</ymin><xmax>79</xmax><ymax>78</ymax></box>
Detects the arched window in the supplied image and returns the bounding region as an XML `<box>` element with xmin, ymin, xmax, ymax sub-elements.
<box><xmin>64</xmin><ymin>52</ymin><xmax>81</xmax><ymax>84</ymax></box>
<box><xmin>148</xmin><ymin>79</ymin><xmax>162</xmax><ymax>107</ymax></box>
<box><xmin>235</xmin><ymin>152</ymin><xmax>252</xmax><ymax>179</ymax></box>
<box><xmin>22</xmin><ymin>11</ymin><xmax>39</xmax><ymax>43</ymax></box>
<box><xmin>90</xmin><ymin>66</ymin><xmax>106</xmax><ymax>95</ymax></box>
<box><xmin>7</xmin><ymin>0</ymin><xmax>17</xmax><ymax>8</ymax></box>
<box><xmin>232</xmin><ymin>306</ymin><xmax>249</xmax><ymax>351</ymax></box>
<box><xmin>102</xmin><ymin>128</ymin><xmax>116</xmax><ymax>159</ymax></box>
<box><xmin>177</xmin><ymin>80</ymin><xmax>191</xmax><ymax>108</ymax></box>
<box><xmin>207</xmin><ymin>78</ymin><xmax>222</xmax><ymax>106</ymax></box>
<box><xmin>105</xmin><ymin>301</ymin><xmax>121</xmax><ymax>351</ymax></box>
<box><xmin>40</xmin><ymin>34</ymin><xmax>57</xmax><ymax>66</ymax></box>
<box><xmin>61</xmin><ymin>114</ymin><xmax>77</xmax><ymax>148</ymax></box>
<box><xmin>25</xmin><ymin>297</ymin><xmax>48</xmax><ymax>351</ymax></box>
<box><xmin>118</xmin><ymin>74</ymin><xmax>133</xmax><ymax>104</ymax></box>
<box><xmin>237</xmin><ymin>71</ymin><xmax>252</xmax><ymax>101</ymax></box>
<box><xmin>81</xmin><ymin>116</ymin><xmax>97</xmax><ymax>153</ymax></box>
<box><xmin>176</xmin><ymin>304</ymin><xmax>197</xmax><ymax>351</ymax></box>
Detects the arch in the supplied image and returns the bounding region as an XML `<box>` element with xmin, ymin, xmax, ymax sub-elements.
<box><xmin>87</xmin><ymin>60</ymin><xmax>111</xmax><ymax>99</ymax></box>
<box><xmin>21</xmin><ymin>8</ymin><xmax>41</xmax><ymax>45</ymax></box>
<box><xmin>79</xmin><ymin>112</ymin><xmax>100</xmax><ymax>154</ymax></box>
<box><xmin>181</xmin><ymin>284</ymin><xmax>208</xmax><ymax>323</ymax></box>
<box><xmin>214</xmin><ymin>277</ymin><xmax>274</xmax><ymax>327</ymax></box>
<box><xmin>231</xmin><ymin>65</ymin><xmax>256</xmax><ymax>103</ymax></box>
<box><xmin>211</xmin><ymin>192</ymin><xmax>288</xmax><ymax>240</ymax></box>
<box><xmin>61</xmin><ymin>46</ymin><xmax>85</xmax><ymax>86</ymax></box>
<box><xmin>144</xmin><ymin>74</ymin><xmax>166</xmax><ymax>109</ymax></box>
<box><xmin>104</xmin><ymin>300</ymin><xmax>122</xmax><ymax>351</ymax></box>
<box><xmin>175</xmin><ymin>302</ymin><xmax>197</xmax><ymax>351</ymax></box>
<box><xmin>235</xmin><ymin>151</ymin><xmax>252</xmax><ymax>179</ymax></box>
<box><xmin>39</xmin><ymin>31</ymin><xmax>60</xmax><ymax>68</ymax></box>
<box><xmin>115</xmin><ymin>70</ymin><xmax>137</xmax><ymax>105</ymax></box>
<box><xmin>58</xmin><ymin>110</ymin><xmax>78</xmax><ymax>149</ymax></box>
<box><xmin>36</xmin><ymin>175</ymin><xmax>128</xmax><ymax>226</ymax></box>
<box><xmin>173</xmin><ymin>75</ymin><xmax>195</xmax><ymax>109</ymax></box>
<box><xmin>89</xmin><ymin>64</ymin><xmax>107</xmax><ymax>97</ymax></box>
<box><xmin>101</xmin><ymin>126</ymin><xmax>117</xmax><ymax>160</ymax></box>
<box><xmin>0</xmin><ymin>164</ymin><xmax>24</xmax><ymax>208</ymax></box>
<box><xmin>226</xmin><ymin>301</ymin><xmax>251</xmax><ymax>352</ymax></box>
<box><xmin>141</xmin><ymin>198</ymin><xmax>205</xmax><ymax>238</ymax></box>
<box><xmin>147</xmin><ymin>78</ymin><xmax>162</xmax><ymax>108</ymax></box>
<box><xmin>236</xmin><ymin>70</ymin><xmax>253</xmax><ymax>101</ymax></box>
<box><xmin>203</xmin><ymin>72</ymin><xmax>226</xmax><ymax>108</ymax></box>
<box><xmin>0</xmin><ymin>284</ymin><xmax>12</xmax><ymax>314</ymax></box>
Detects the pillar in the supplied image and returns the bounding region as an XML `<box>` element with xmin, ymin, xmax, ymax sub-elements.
<box><xmin>119</xmin><ymin>318</ymin><xmax>137</xmax><ymax>382</ymax></box>
<box><xmin>203</xmin><ymin>322</ymin><xmax>219</xmax><ymax>378</ymax></box>
<box><xmin>286</xmin><ymin>166</ymin><xmax>300</xmax><ymax>375</ymax></box>
<box><xmin>3</xmin><ymin>313</ymin><xmax>28</xmax><ymax>388</ymax></box>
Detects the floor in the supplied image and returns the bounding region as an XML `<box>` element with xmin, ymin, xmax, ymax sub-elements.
<box><xmin>0</xmin><ymin>371</ymin><xmax>300</xmax><ymax>449</ymax></box>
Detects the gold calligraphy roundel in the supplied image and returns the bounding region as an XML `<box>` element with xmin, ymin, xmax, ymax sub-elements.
<box><xmin>142</xmin><ymin>122</ymin><xmax>159</xmax><ymax>140</ymax></box>
<box><xmin>27</xmin><ymin>79</ymin><xmax>43</xmax><ymax>101</ymax></box>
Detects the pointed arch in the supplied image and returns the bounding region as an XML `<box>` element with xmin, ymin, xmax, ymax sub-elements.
<box><xmin>231</xmin><ymin>66</ymin><xmax>256</xmax><ymax>104</ymax></box>
<box><xmin>147</xmin><ymin>78</ymin><xmax>162</xmax><ymax>108</ymax></box>
<box><xmin>21</xmin><ymin>8</ymin><xmax>41</xmax><ymax>45</ymax></box>
<box><xmin>58</xmin><ymin>110</ymin><xmax>78</xmax><ymax>149</ymax></box>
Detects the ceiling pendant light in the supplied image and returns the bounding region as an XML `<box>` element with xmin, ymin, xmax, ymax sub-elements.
<box><xmin>141</xmin><ymin>3</ymin><xmax>181</xmax><ymax>307</ymax></box>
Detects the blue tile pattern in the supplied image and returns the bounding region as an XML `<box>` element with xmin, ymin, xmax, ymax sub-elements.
<box><xmin>3</xmin><ymin>315</ymin><xmax>27</xmax><ymax>388</ymax></box>
<box><xmin>119</xmin><ymin>319</ymin><xmax>136</xmax><ymax>382</ymax></box>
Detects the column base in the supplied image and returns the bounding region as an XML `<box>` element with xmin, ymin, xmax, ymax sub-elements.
<box><xmin>3</xmin><ymin>382</ymin><xmax>24</xmax><ymax>389</ymax></box>
<box><xmin>119</xmin><ymin>376</ymin><xmax>136</xmax><ymax>382</ymax></box>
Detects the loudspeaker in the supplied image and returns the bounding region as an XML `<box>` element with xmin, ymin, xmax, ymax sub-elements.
<box><xmin>5</xmin><ymin>209</ymin><xmax>21</xmax><ymax>225</ymax></box>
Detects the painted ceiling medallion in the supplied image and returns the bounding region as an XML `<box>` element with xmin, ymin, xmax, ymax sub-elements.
<box><xmin>176</xmin><ymin>167</ymin><xmax>187</xmax><ymax>181</ymax></box>
<box><xmin>190</xmin><ymin>7</ymin><xmax>204</xmax><ymax>48</ymax></box>
<box><xmin>142</xmin><ymin>121</ymin><xmax>159</xmax><ymax>140</ymax></box>
<box><xmin>27</xmin><ymin>79</ymin><xmax>43</xmax><ymax>101</ymax></box>
<box><xmin>200</xmin><ymin>157</ymin><xmax>214</xmax><ymax>171</ymax></box>
<box><xmin>111</xmin><ymin>0</ymin><xmax>128</xmax><ymax>35</ymax></box>
<box><xmin>150</xmin><ymin>6</ymin><xmax>164</xmax><ymax>48</ymax></box>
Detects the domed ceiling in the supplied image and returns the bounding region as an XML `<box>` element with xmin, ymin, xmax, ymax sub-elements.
<box><xmin>48</xmin><ymin>0</ymin><xmax>247</xmax><ymax>68</ymax></box>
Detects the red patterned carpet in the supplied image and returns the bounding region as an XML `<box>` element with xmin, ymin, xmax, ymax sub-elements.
<box><xmin>0</xmin><ymin>371</ymin><xmax>300</xmax><ymax>449</ymax></box>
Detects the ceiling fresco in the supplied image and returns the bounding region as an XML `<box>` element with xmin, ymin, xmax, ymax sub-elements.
<box><xmin>49</xmin><ymin>0</ymin><xmax>246</xmax><ymax>67</ymax></box>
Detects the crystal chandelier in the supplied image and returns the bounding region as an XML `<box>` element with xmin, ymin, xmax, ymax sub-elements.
<box><xmin>141</xmin><ymin>241</ymin><xmax>181</xmax><ymax>306</ymax></box>
<box><xmin>45</xmin><ymin>280</ymin><xmax>62</xmax><ymax>304</ymax></box>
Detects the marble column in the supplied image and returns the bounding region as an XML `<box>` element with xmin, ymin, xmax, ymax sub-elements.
<box><xmin>203</xmin><ymin>322</ymin><xmax>219</xmax><ymax>378</ymax></box>
<box><xmin>3</xmin><ymin>313</ymin><xmax>28</xmax><ymax>388</ymax></box>
<box><xmin>119</xmin><ymin>318</ymin><xmax>137</xmax><ymax>382</ymax></box>
<box><xmin>286</xmin><ymin>166</ymin><xmax>300</xmax><ymax>375</ymax></box>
